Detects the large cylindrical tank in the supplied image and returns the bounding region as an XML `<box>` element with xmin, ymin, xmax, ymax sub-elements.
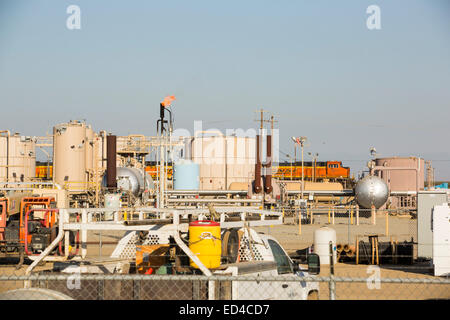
<box><xmin>191</xmin><ymin>135</ymin><xmax>255</xmax><ymax>190</ymax></box>
<box><xmin>173</xmin><ymin>160</ymin><xmax>200</xmax><ymax>190</ymax></box>
<box><xmin>85</xmin><ymin>126</ymin><xmax>95</xmax><ymax>179</ymax></box>
<box><xmin>102</xmin><ymin>167</ymin><xmax>154</xmax><ymax>196</ymax></box>
<box><xmin>313</xmin><ymin>227</ymin><xmax>337</xmax><ymax>265</ymax></box>
<box><xmin>374</xmin><ymin>157</ymin><xmax>425</xmax><ymax>192</ymax></box>
<box><xmin>355</xmin><ymin>175</ymin><xmax>389</xmax><ymax>209</ymax></box>
<box><xmin>0</xmin><ymin>134</ymin><xmax>36</xmax><ymax>182</ymax></box>
<box><xmin>189</xmin><ymin>220</ymin><xmax>221</xmax><ymax>269</ymax></box>
<box><xmin>53</xmin><ymin>121</ymin><xmax>88</xmax><ymax>189</ymax></box>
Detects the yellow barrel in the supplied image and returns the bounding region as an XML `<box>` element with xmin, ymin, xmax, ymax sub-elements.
<box><xmin>189</xmin><ymin>220</ymin><xmax>221</xmax><ymax>269</ymax></box>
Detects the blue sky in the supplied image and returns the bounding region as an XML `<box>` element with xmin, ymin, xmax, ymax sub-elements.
<box><xmin>0</xmin><ymin>0</ymin><xmax>449</xmax><ymax>179</ymax></box>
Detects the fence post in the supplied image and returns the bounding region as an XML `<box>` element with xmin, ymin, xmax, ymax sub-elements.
<box><xmin>328</xmin><ymin>208</ymin><xmax>331</xmax><ymax>224</ymax></box>
<box><xmin>371</xmin><ymin>206</ymin><xmax>376</xmax><ymax>225</ymax></box>
<box><xmin>356</xmin><ymin>205</ymin><xmax>359</xmax><ymax>226</ymax></box>
<box><xmin>81</xmin><ymin>209</ymin><xmax>87</xmax><ymax>259</ymax></box>
<box><xmin>385</xmin><ymin>210</ymin><xmax>389</xmax><ymax>236</ymax></box>
<box><xmin>298</xmin><ymin>209</ymin><xmax>302</xmax><ymax>235</ymax></box>
<box><xmin>329</xmin><ymin>241</ymin><xmax>336</xmax><ymax>300</ymax></box>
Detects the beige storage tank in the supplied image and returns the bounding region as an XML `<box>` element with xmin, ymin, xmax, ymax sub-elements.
<box><xmin>0</xmin><ymin>133</ymin><xmax>36</xmax><ymax>182</ymax></box>
<box><xmin>374</xmin><ymin>157</ymin><xmax>425</xmax><ymax>192</ymax></box>
<box><xmin>191</xmin><ymin>135</ymin><xmax>255</xmax><ymax>190</ymax></box>
<box><xmin>85</xmin><ymin>125</ymin><xmax>95</xmax><ymax>176</ymax></box>
<box><xmin>53</xmin><ymin>121</ymin><xmax>90</xmax><ymax>190</ymax></box>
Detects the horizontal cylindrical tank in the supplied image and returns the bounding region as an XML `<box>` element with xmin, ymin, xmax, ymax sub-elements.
<box><xmin>173</xmin><ymin>160</ymin><xmax>200</xmax><ymax>190</ymax></box>
<box><xmin>283</xmin><ymin>181</ymin><xmax>344</xmax><ymax>191</ymax></box>
<box><xmin>355</xmin><ymin>175</ymin><xmax>389</xmax><ymax>209</ymax></box>
<box><xmin>313</xmin><ymin>227</ymin><xmax>337</xmax><ymax>265</ymax></box>
<box><xmin>102</xmin><ymin>167</ymin><xmax>154</xmax><ymax>196</ymax></box>
<box><xmin>0</xmin><ymin>134</ymin><xmax>36</xmax><ymax>182</ymax></box>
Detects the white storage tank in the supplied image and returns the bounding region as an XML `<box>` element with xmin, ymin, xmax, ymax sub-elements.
<box><xmin>173</xmin><ymin>159</ymin><xmax>200</xmax><ymax>190</ymax></box>
<box><xmin>0</xmin><ymin>133</ymin><xmax>36</xmax><ymax>182</ymax></box>
<box><xmin>191</xmin><ymin>134</ymin><xmax>255</xmax><ymax>190</ymax></box>
<box><xmin>313</xmin><ymin>227</ymin><xmax>337</xmax><ymax>265</ymax></box>
<box><xmin>104</xmin><ymin>193</ymin><xmax>121</xmax><ymax>220</ymax></box>
<box><xmin>53</xmin><ymin>121</ymin><xmax>88</xmax><ymax>190</ymax></box>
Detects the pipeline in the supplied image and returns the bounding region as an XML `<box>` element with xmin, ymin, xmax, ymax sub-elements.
<box><xmin>264</xmin><ymin>133</ymin><xmax>273</xmax><ymax>194</ymax></box>
<box><xmin>106</xmin><ymin>135</ymin><xmax>117</xmax><ymax>189</ymax></box>
<box><xmin>254</xmin><ymin>134</ymin><xmax>262</xmax><ymax>193</ymax></box>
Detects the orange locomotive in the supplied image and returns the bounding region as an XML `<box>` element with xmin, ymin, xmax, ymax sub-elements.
<box><xmin>36</xmin><ymin>160</ymin><xmax>349</xmax><ymax>181</ymax></box>
<box><xmin>272</xmin><ymin>161</ymin><xmax>350</xmax><ymax>181</ymax></box>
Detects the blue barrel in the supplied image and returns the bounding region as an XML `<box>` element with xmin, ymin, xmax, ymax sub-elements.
<box><xmin>173</xmin><ymin>160</ymin><xmax>200</xmax><ymax>190</ymax></box>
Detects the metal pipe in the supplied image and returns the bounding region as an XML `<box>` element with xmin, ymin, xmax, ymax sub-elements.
<box><xmin>166</xmin><ymin>198</ymin><xmax>262</xmax><ymax>203</ymax></box>
<box><xmin>254</xmin><ymin>134</ymin><xmax>262</xmax><ymax>193</ymax></box>
<box><xmin>106</xmin><ymin>135</ymin><xmax>117</xmax><ymax>189</ymax></box>
<box><xmin>25</xmin><ymin>209</ymin><xmax>65</xmax><ymax>277</ymax></box>
<box><xmin>264</xmin><ymin>132</ymin><xmax>272</xmax><ymax>194</ymax></box>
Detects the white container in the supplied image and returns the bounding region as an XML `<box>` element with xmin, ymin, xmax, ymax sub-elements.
<box><xmin>313</xmin><ymin>227</ymin><xmax>337</xmax><ymax>265</ymax></box>
<box><xmin>104</xmin><ymin>193</ymin><xmax>120</xmax><ymax>220</ymax></box>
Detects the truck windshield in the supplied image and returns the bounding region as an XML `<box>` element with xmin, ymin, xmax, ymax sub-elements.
<box><xmin>268</xmin><ymin>239</ymin><xmax>293</xmax><ymax>274</ymax></box>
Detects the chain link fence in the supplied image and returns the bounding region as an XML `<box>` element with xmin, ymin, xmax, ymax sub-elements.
<box><xmin>0</xmin><ymin>273</ymin><xmax>448</xmax><ymax>300</ymax></box>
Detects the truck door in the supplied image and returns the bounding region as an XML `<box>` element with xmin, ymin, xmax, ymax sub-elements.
<box><xmin>267</xmin><ymin>239</ymin><xmax>308</xmax><ymax>300</ymax></box>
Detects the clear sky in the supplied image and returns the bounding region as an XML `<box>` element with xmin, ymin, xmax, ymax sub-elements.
<box><xmin>0</xmin><ymin>0</ymin><xmax>449</xmax><ymax>179</ymax></box>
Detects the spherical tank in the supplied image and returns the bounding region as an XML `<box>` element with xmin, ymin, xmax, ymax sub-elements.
<box><xmin>173</xmin><ymin>160</ymin><xmax>200</xmax><ymax>190</ymax></box>
<box><xmin>0</xmin><ymin>134</ymin><xmax>36</xmax><ymax>182</ymax></box>
<box><xmin>102</xmin><ymin>167</ymin><xmax>154</xmax><ymax>196</ymax></box>
<box><xmin>53</xmin><ymin>121</ymin><xmax>88</xmax><ymax>188</ymax></box>
<box><xmin>313</xmin><ymin>227</ymin><xmax>337</xmax><ymax>265</ymax></box>
<box><xmin>355</xmin><ymin>175</ymin><xmax>389</xmax><ymax>209</ymax></box>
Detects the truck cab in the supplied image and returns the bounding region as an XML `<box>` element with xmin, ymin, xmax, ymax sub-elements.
<box><xmin>213</xmin><ymin>227</ymin><xmax>319</xmax><ymax>300</ymax></box>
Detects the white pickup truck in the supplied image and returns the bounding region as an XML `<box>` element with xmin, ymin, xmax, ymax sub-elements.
<box><xmin>212</xmin><ymin>227</ymin><xmax>320</xmax><ymax>300</ymax></box>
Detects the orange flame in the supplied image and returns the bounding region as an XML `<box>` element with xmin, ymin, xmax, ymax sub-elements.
<box><xmin>161</xmin><ymin>95</ymin><xmax>176</xmax><ymax>107</ymax></box>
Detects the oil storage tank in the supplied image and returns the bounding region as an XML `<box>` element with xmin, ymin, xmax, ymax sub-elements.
<box><xmin>0</xmin><ymin>133</ymin><xmax>36</xmax><ymax>182</ymax></box>
<box><xmin>173</xmin><ymin>160</ymin><xmax>200</xmax><ymax>190</ymax></box>
<box><xmin>191</xmin><ymin>134</ymin><xmax>255</xmax><ymax>190</ymax></box>
<box><xmin>53</xmin><ymin>121</ymin><xmax>90</xmax><ymax>190</ymax></box>
<box><xmin>374</xmin><ymin>157</ymin><xmax>425</xmax><ymax>192</ymax></box>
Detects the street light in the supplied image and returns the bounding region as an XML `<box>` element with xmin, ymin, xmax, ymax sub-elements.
<box><xmin>285</xmin><ymin>154</ymin><xmax>293</xmax><ymax>181</ymax></box>
<box><xmin>308</xmin><ymin>152</ymin><xmax>319</xmax><ymax>182</ymax></box>
<box><xmin>292</xmin><ymin>136</ymin><xmax>307</xmax><ymax>199</ymax></box>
